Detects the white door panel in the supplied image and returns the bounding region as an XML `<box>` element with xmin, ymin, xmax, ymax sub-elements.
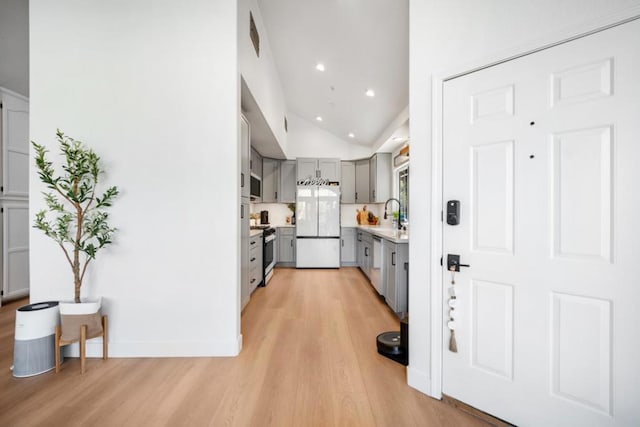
<box><xmin>2</xmin><ymin>202</ymin><xmax>29</xmax><ymax>300</ymax></box>
<box><xmin>442</xmin><ymin>19</ymin><xmax>640</xmax><ymax>426</ymax></box>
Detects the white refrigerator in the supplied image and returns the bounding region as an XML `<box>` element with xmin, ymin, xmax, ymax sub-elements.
<box><xmin>296</xmin><ymin>185</ymin><xmax>341</xmax><ymax>268</ymax></box>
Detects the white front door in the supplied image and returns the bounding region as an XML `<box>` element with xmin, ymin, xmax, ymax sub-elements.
<box><xmin>442</xmin><ymin>19</ymin><xmax>640</xmax><ymax>426</ymax></box>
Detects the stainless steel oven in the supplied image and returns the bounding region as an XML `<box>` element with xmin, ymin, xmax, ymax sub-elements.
<box><xmin>263</xmin><ymin>228</ymin><xmax>276</xmax><ymax>285</ymax></box>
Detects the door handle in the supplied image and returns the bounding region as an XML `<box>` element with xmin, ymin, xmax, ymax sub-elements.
<box><xmin>447</xmin><ymin>254</ymin><xmax>470</xmax><ymax>272</ymax></box>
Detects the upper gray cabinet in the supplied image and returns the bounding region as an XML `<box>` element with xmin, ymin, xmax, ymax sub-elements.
<box><xmin>296</xmin><ymin>158</ymin><xmax>340</xmax><ymax>182</ymax></box>
<box><xmin>251</xmin><ymin>147</ymin><xmax>262</xmax><ymax>178</ymax></box>
<box><xmin>262</xmin><ymin>158</ymin><xmax>279</xmax><ymax>203</ymax></box>
<box><xmin>240</xmin><ymin>115</ymin><xmax>250</xmax><ymax>199</ymax></box>
<box><xmin>369</xmin><ymin>153</ymin><xmax>391</xmax><ymax>203</ymax></box>
<box><xmin>340</xmin><ymin>161</ymin><xmax>355</xmax><ymax>204</ymax></box>
<box><xmin>279</xmin><ymin>160</ymin><xmax>296</xmax><ymax>203</ymax></box>
<box><xmin>355</xmin><ymin>159</ymin><xmax>370</xmax><ymax>204</ymax></box>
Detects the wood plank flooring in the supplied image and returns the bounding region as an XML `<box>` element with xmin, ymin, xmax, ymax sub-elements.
<box><xmin>0</xmin><ymin>267</ymin><xmax>488</xmax><ymax>426</ymax></box>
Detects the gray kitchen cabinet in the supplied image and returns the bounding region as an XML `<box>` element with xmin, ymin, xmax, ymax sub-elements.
<box><xmin>240</xmin><ymin>115</ymin><xmax>251</xmax><ymax>199</ymax></box>
<box><xmin>296</xmin><ymin>158</ymin><xmax>341</xmax><ymax>182</ymax></box>
<box><xmin>277</xmin><ymin>227</ymin><xmax>296</xmax><ymax>265</ymax></box>
<box><xmin>241</xmin><ymin>202</ymin><xmax>250</xmax><ymax>309</ymax></box>
<box><xmin>249</xmin><ymin>233</ymin><xmax>263</xmax><ymax>294</ymax></box>
<box><xmin>251</xmin><ymin>147</ymin><xmax>262</xmax><ymax>178</ymax></box>
<box><xmin>383</xmin><ymin>239</ymin><xmax>409</xmax><ymax>314</ymax></box>
<box><xmin>296</xmin><ymin>158</ymin><xmax>317</xmax><ymax>181</ymax></box>
<box><xmin>340</xmin><ymin>161</ymin><xmax>355</xmax><ymax>204</ymax></box>
<box><xmin>369</xmin><ymin>153</ymin><xmax>392</xmax><ymax>203</ymax></box>
<box><xmin>318</xmin><ymin>159</ymin><xmax>340</xmax><ymax>182</ymax></box>
<box><xmin>361</xmin><ymin>231</ymin><xmax>373</xmax><ymax>279</ymax></box>
<box><xmin>340</xmin><ymin>227</ymin><xmax>356</xmax><ymax>264</ymax></box>
<box><xmin>279</xmin><ymin>160</ymin><xmax>296</xmax><ymax>203</ymax></box>
<box><xmin>355</xmin><ymin>159</ymin><xmax>369</xmax><ymax>204</ymax></box>
<box><xmin>262</xmin><ymin>158</ymin><xmax>279</xmax><ymax>203</ymax></box>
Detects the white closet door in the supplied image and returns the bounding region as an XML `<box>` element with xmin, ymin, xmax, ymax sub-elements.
<box><xmin>442</xmin><ymin>19</ymin><xmax>640</xmax><ymax>426</ymax></box>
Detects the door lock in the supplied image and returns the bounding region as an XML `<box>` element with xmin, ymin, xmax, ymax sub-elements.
<box><xmin>447</xmin><ymin>254</ymin><xmax>470</xmax><ymax>272</ymax></box>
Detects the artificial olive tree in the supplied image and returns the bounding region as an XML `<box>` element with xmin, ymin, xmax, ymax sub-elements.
<box><xmin>33</xmin><ymin>130</ymin><xmax>119</xmax><ymax>303</ymax></box>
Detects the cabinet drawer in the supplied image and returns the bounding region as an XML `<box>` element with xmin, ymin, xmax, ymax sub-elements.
<box><xmin>249</xmin><ymin>266</ymin><xmax>262</xmax><ymax>288</ymax></box>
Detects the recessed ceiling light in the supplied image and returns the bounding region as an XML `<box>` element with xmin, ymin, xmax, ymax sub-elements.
<box><xmin>316</xmin><ymin>63</ymin><xmax>325</xmax><ymax>72</ymax></box>
<box><xmin>392</xmin><ymin>136</ymin><xmax>404</xmax><ymax>142</ymax></box>
<box><xmin>348</xmin><ymin>133</ymin><xmax>355</xmax><ymax>138</ymax></box>
<box><xmin>316</xmin><ymin>116</ymin><xmax>323</xmax><ymax>122</ymax></box>
<box><xmin>365</xmin><ymin>89</ymin><xmax>375</xmax><ymax>97</ymax></box>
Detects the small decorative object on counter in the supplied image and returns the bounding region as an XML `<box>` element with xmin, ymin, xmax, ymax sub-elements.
<box><xmin>356</xmin><ymin>205</ymin><xmax>379</xmax><ymax>225</ymax></box>
<box><xmin>288</xmin><ymin>203</ymin><xmax>296</xmax><ymax>225</ymax></box>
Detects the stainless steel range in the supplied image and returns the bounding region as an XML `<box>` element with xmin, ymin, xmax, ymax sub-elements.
<box><xmin>262</xmin><ymin>227</ymin><xmax>276</xmax><ymax>285</ymax></box>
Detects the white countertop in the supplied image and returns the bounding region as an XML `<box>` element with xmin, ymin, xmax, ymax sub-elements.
<box><xmin>249</xmin><ymin>229</ymin><xmax>264</xmax><ymax>237</ymax></box>
<box><xmin>352</xmin><ymin>225</ymin><xmax>409</xmax><ymax>244</ymax></box>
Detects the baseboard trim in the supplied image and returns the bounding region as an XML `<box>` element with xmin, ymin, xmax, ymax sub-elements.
<box><xmin>63</xmin><ymin>337</ymin><xmax>242</xmax><ymax>358</ymax></box>
<box><xmin>442</xmin><ymin>394</ymin><xmax>514</xmax><ymax>427</ymax></box>
<box><xmin>407</xmin><ymin>365</ymin><xmax>432</xmax><ymax>396</ymax></box>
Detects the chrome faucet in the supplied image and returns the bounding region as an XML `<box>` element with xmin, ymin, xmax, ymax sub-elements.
<box><xmin>384</xmin><ymin>198</ymin><xmax>402</xmax><ymax>229</ymax></box>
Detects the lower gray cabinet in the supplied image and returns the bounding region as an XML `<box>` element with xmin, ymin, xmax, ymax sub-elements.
<box><xmin>340</xmin><ymin>227</ymin><xmax>356</xmax><ymax>264</ymax></box>
<box><xmin>383</xmin><ymin>239</ymin><xmax>408</xmax><ymax>314</ymax></box>
<box><xmin>278</xmin><ymin>227</ymin><xmax>296</xmax><ymax>265</ymax></box>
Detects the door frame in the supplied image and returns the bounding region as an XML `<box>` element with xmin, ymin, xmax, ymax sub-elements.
<box><xmin>428</xmin><ymin>7</ymin><xmax>640</xmax><ymax>399</ymax></box>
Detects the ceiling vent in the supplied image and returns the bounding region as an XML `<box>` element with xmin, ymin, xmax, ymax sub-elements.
<box><xmin>250</xmin><ymin>12</ymin><xmax>260</xmax><ymax>57</ymax></box>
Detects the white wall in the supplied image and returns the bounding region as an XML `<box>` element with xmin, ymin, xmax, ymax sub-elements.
<box><xmin>285</xmin><ymin>112</ymin><xmax>371</xmax><ymax>160</ymax></box>
<box><xmin>0</xmin><ymin>0</ymin><xmax>29</xmax><ymax>96</ymax></box>
<box><xmin>29</xmin><ymin>0</ymin><xmax>241</xmax><ymax>357</ymax></box>
<box><xmin>238</xmin><ymin>0</ymin><xmax>288</xmax><ymax>153</ymax></box>
<box><xmin>409</xmin><ymin>0</ymin><xmax>640</xmax><ymax>396</ymax></box>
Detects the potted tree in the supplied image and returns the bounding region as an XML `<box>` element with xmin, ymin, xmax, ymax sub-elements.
<box><xmin>32</xmin><ymin>129</ymin><xmax>118</xmax><ymax>372</ymax></box>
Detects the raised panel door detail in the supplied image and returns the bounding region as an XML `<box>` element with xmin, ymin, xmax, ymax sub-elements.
<box><xmin>471</xmin><ymin>280</ymin><xmax>514</xmax><ymax>380</ymax></box>
<box><xmin>4</xmin><ymin>109</ymin><xmax>29</xmax><ymax>196</ymax></box>
<box><xmin>3</xmin><ymin>204</ymin><xmax>30</xmax><ymax>298</ymax></box>
<box><xmin>551</xmin><ymin>293</ymin><xmax>611</xmax><ymax>415</ymax></box>
<box><xmin>471</xmin><ymin>140</ymin><xmax>514</xmax><ymax>254</ymax></box>
<box><xmin>551</xmin><ymin>126</ymin><xmax>612</xmax><ymax>261</ymax></box>
<box><xmin>471</xmin><ymin>85</ymin><xmax>514</xmax><ymax>124</ymax></box>
<box><xmin>551</xmin><ymin>58</ymin><xmax>613</xmax><ymax>107</ymax></box>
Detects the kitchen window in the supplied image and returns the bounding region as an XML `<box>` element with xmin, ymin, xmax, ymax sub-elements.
<box><xmin>398</xmin><ymin>166</ymin><xmax>409</xmax><ymax>222</ymax></box>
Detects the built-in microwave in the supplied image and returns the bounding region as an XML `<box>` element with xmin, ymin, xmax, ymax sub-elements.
<box><xmin>250</xmin><ymin>174</ymin><xmax>261</xmax><ymax>200</ymax></box>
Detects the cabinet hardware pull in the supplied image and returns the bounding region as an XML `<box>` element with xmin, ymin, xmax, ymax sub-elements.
<box><xmin>341</xmin><ymin>239</ymin><xmax>344</xmax><ymax>247</ymax></box>
<box><xmin>275</xmin><ymin>191</ymin><xmax>278</xmax><ymax>199</ymax></box>
<box><xmin>241</xmin><ymin>205</ymin><xmax>244</xmax><ymax>218</ymax></box>
<box><xmin>290</xmin><ymin>240</ymin><xmax>293</xmax><ymax>247</ymax></box>
<box><xmin>365</xmin><ymin>247</ymin><xmax>369</xmax><ymax>256</ymax></box>
<box><xmin>251</xmin><ymin>241</ymin><xmax>256</xmax><ymax>245</ymax></box>
<box><xmin>250</xmin><ymin>279</ymin><xmax>255</xmax><ymax>284</ymax></box>
<box><xmin>241</xmin><ymin>173</ymin><xmax>244</xmax><ymax>187</ymax></box>
<box><xmin>250</xmin><ymin>257</ymin><xmax>256</xmax><ymax>262</ymax></box>
<box><xmin>392</xmin><ymin>252</ymin><xmax>396</xmax><ymax>266</ymax></box>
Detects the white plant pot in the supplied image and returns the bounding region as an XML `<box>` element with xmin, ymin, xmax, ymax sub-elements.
<box><xmin>59</xmin><ymin>298</ymin><xmax>103</xmax><ymax>342</ymax></box>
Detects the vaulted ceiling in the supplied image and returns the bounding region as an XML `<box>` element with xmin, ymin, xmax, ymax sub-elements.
<box><xmin>257</xmin><ymin>0</ymin><xmax>409</xmax><ymax>147</ymax></box>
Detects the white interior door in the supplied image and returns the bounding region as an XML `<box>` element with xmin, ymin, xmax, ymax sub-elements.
<box><xmin>442</xmin><ymin>19</ymin><xmax>640</xmax><ymax>426</ymax></box>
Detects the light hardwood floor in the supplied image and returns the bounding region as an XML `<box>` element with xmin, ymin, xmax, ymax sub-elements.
<box><xmin>0</xmin><ymin>267</ymin><xmax>488</xmax><ymax>426</ymax></box>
